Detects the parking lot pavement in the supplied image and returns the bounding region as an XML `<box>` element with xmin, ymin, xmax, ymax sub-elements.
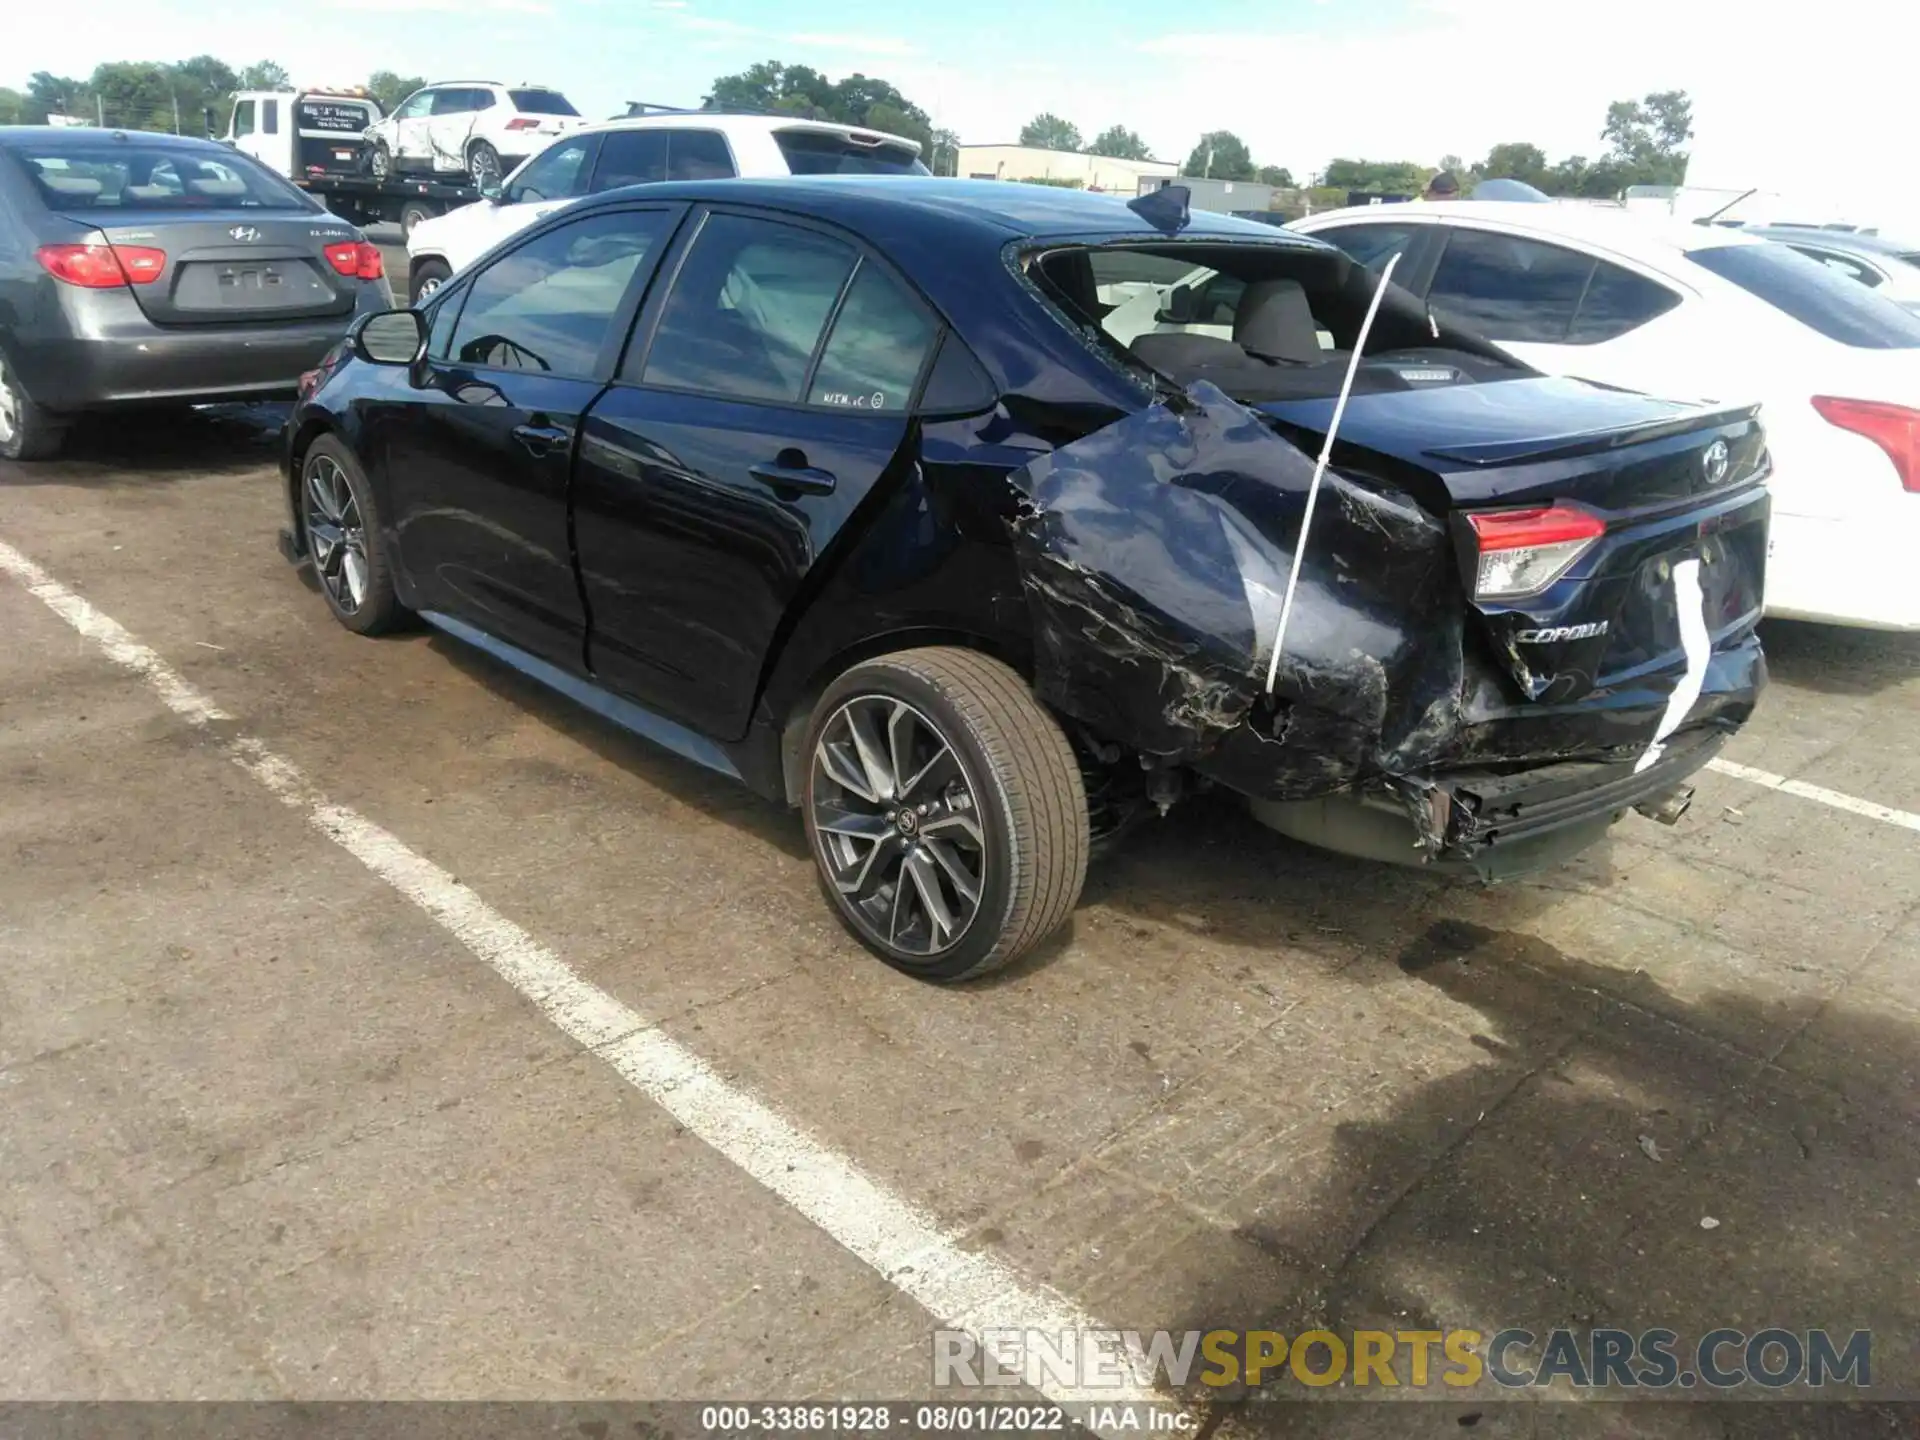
<box><xmin>2</xmin><ymin>411</ymin><xmax>1918</xmax><ymax>1429</ymax></box>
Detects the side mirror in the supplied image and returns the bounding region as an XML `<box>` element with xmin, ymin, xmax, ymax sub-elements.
<box><xmin>204</xmin><ymin>105</ymin><xmax>218</xmax><ymax>140</ymax></box>
<box><xmin>480</xmin><ymin>179</ymin><xmax>505</xmax><ymax>203</ymax></box>
<box><xmin>352</xmin><ymin>309</ymin><xmax>428</xmax><ymax>366</ymax></box>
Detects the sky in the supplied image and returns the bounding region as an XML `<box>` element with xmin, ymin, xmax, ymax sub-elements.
<box><xmin>7</xmin><ymin>0</ymin><xmax>1917</xmax><ymax>215</ymax></box>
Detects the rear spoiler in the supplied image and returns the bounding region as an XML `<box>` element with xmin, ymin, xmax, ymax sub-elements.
<box><xmin>1423</xmin><ymin>402</ymin><xmax>1763</xmax><ymax>467</ymax></box>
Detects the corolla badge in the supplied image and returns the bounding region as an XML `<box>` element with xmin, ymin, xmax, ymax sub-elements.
<box><xmin>1701</xmin><ymin>438</ymin><xmax>1731</xmax><ymax>487</ymax></box>
<box><xmin>229</xmin><ymin>225</ymin><xmax>262</xmax><ymax>242</ymax></box>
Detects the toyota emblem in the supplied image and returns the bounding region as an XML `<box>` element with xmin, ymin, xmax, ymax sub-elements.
<box><xmin>1701</xmin><ymin>438</ymin><xmax>1731</xmax><ymax>487</ymax></box>
<box><xmin>229</xmin><ymin>225</ymin><xmax>261</xmax><ymax>242</ymax></box>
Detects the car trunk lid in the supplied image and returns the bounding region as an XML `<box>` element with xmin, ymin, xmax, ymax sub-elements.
<box><xmin>1257</xmin><ymin>376</ymin><xmax>1770</xmax><ymax>706</ymax></box>
<box><xmin>91</xmin><ymin>211</ymin><xmax>362</xmax><ymax>326</ymax></box>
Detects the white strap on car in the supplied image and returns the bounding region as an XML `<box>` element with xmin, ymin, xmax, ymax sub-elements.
<box><xmin>1264</xmin><ymin>253</ymin><xmax>1401</xmax><ymax>695</ymax></box>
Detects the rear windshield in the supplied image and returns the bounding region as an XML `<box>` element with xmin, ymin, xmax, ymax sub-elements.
<box><xmin>1036</xmin><ymin>241</ymin><xmax>1524</xmax><ymax>403</ymax></box>
<box><xmin>774</xmin><ymin>129</ymin><xmax>928</xmax><ymax>176</ymax></box>
<box><xmin>7</xmin><ymin>143</ymin><xmax>310</xmax><ymax>212</ymax></box>
<box><xmin>509</xmin><ymin>90</ymin><xmax>580</xmax><ymax>116</ymax></box>
<box><xmin>1688</xmin><ymin>243</ymin><xmax>1920</xmax><ymax>348</ymax></box>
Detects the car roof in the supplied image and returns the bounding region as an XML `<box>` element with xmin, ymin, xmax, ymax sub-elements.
<box><xmin>0</xmin><ymin>126</ymin><xmax>236</xmax><ymax>154</ymax></box>
<box><xmin>580</xmin><ymin>112</ymin><xmax>923</xmax><ymax>149</ymax></box>
<box><xmin>1298</xmin><ymin>200</ymin><xmax>1766</xmax><ymax>265</ymax></box>
<box><xmin>583</xmin><ymin>175</ymin><xmax>1331</xmax><ymax>246</ymax></box>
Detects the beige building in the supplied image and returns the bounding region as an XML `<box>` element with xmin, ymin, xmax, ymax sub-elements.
<box><xmin>956</xmin><ymin>145</ymin><xmax>1176</xmax><ymax>194</ymax></box>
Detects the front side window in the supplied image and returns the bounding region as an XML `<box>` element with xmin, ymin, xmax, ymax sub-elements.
<box><xmin>667</xmin><ymin>131</ymin><xmax>736</xmax><ymax>181</ymax></box>
<box><xmin>394</xmin><ymin>91</ymin><xmax>434</xmax><ymax>121</ymax></box>
<box><xmin>449</xmin><ymin>208</ymin><xmax>674</xmax><ymax>377</ymax></box>
<box><xmin>593</xmin><ymin>129</ymin><xmax>669</xmax><ymax>190</ymax></box>
<box><xmin>232</xmin><ymin>101</ymin><xmax>256</xmax><ymax>138</ymax></box>
<box><xmin>507</xmin><ymin>136</ymin><xmax>596</xmax><ymax>204</ymax></box>
<box><xmin>638</xmin><ymin>214</ymin><xmax>856</xmax><ymax>400</ymax></box>
<box><xmin>808</xmin><ymin>262</ymin><xmax>939</xmax><ymax>411</ymax></box>
<box><xmin>1689</xmin><ymin>242</ymin><xmax>1920</xmax><ymax>348</ymax></box>
<box><xmin>1428</xmin><ymin>228</ymin><xmax>1595</xmax><ymax>343</ymax></box>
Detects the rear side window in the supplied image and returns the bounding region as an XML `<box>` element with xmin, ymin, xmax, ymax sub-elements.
<box><xmin>262</xmin><ymin>100</ymin><xmax>279</xmax><ymax>136</ymax></box>
<box><xmin>1565</xmin><ymin>261</ymin><xmax>1681</xmax><ymax>343</ymax></box>
<box><xmin>667</xmin><ymin>131</ymin><xmax>736</xmax><ymax>181</ymax></box>
<box><xmin>773</xmin><ymin>129</ymin><xmax>928</xmax><ymax>176</ymax></box>
<box><xmin>1428</xmin><ymin>228</ymin><xmax>1594</xmax><ymax>343</ymax></box>
<box><xmin>1689</xmin><ymin>243</ymin><xmax>1920</xmax><ymax>348</ymax></box>
<box><xmin>1314</xmin><ymin>223</ymin><xmax>1419</xmax><ymax>272</ymax></box>
<box><xmin>9</xmin><ymin>144</ymin><xmax>308</xmax><ymax>211</ymax></box>
<box><xmin>808</xmin><ymin>263</ymin><xmax>938</xmax><ymax>411</ymax></box>
<box><xmin>450</xmin><ymin>208</ymin><xmax>673</xmax><ymax>377</ymax></box>
<box><xmin>509</xmin><ymin>90</ymin><xmax>580</xmax><ymax>116</ymax></box>
<box><xmin>593</xmin><ymin>129</ymin><xmax>669</xmax><ymax>189</ymax></box>
<box><xmin>638</xmin><ymin>213</ymin><xmax>855</xmax><ymax>400</ymax></box>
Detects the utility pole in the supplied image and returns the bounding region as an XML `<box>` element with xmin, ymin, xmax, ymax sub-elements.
<box><xmin>1204</xmin><ymin>146</ymin><xmax>1214</xmax><ymax>179</ymax></box>
<box><xmin>172</xmin><ymin>90</ymin><xmax>182</xmax><ymax>134</ymax></box>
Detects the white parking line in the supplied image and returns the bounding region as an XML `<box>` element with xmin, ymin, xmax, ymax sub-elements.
<box><xmin>1707</xmin><ymin>757</ymin><xmax>1920</xmax><ymax>835</ymax></box>
<box><xmin>0</xmin><ymin>538</ymin><xmax>1167</xmax><ymax>1428</ymax></box>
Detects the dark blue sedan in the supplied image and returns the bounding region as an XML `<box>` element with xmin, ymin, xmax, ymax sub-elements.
<box><xmin>279</xmin><ymin>178</ymin><xmax>1769</xmax><ymax>981</ymax></box>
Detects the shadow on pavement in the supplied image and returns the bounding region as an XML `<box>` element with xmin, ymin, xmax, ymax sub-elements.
<box><xmin>1760</xmin><ymin>619</ymin><xmax>1920</xmax><ymax>698</ymax></box>
<box><xmin>6</xmin><ymin>403</ymin><xmax>287</xmax><ymax>485</ymax></box>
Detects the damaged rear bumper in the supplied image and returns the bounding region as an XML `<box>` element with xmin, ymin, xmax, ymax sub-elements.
<box><xmin>1249</xmin><ymin>723</ymin><xmax>1729</xmax><ymax>880</ymax></box>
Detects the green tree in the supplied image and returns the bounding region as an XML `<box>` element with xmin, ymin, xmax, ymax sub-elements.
<box><xmin>1256</xmin><ymin>164</ymin><xmax>1296</xmax><ymax>188</ymax></box>
<box><xmin>1086</xmin><ymin>125</ymin><xmax>1150</xmax><ymax>160</ymax></box>
<box><xmin>929</xmin><ymin>127</ymin><xmax>960</xmax><ymax>177</ymax></box>
<box><xmin>1481</xmin><ymin>141</ymin><xmax>1549</xmax><ymax>189</ymax></box>
<box><xmin>1185</xmin><ymin>130</ymin><xmax>1255</xmax><ymax>180</ymax></box>
<box><xmin>1019</xmin><ymin>112</ymin><xmax>1082</xmax><ymax>152</ymax></box>
<box><xmin>89</xmin><ymin>62</ymin><xmax>175</xmax><ymax>131</ymax></box>
<box><xmin>168</xmin><ymin>55</ymin><xmax>240</xmax><ymax>135</ymax></box>
<box><xmin>702</xmin><ymin>62</ymin><xmax>932</xmax><ymax>149</ymax></box>
<box><xmin>238</xmin><ymin>61</ymin><xmax>291</xmax><ymax>92</ymax></box>
<box><xmin>28</xmin><ymin>70</ymin><xmax>95</xmax><ymax>124</ymax></box>
<box><xmin>368</xmin><ymin>71</ymin><xmax>428</xmax><ymax>114</ymax></box>
<box><xmin>0</xmin><ymin>87</ymin><xmax>28</xmax><ymax>125</ymax></box>
<box><xmin>1323</xmin><ymin>157</ymin><xmax>1425</xmax><ymax>194</ymax></box>
<box><xmin>1601</xmin><ymin>88</ymin><xmax>1692</xmax><ymax>186</ymax></box>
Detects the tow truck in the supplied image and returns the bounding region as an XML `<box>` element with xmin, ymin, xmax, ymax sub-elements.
<box><xmin>216</xmin><ymin>86</ymin><xmax>480</xmax><ymax>236</ymax></box>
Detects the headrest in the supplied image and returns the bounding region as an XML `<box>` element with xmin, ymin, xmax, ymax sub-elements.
<box><xmin>1232</xmin><ymin>278</ymin><xmax>1321</xmax><ymax>364</ymax></box>
<box><xmin>37</xmin><ymin>174</ymin><xmax>103</xmax><ymax>198</ymax></box>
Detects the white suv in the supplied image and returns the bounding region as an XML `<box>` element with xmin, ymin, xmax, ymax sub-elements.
<box><xmin>361</xmin><ymin>81</ymin><xmax>587</xmax><ymax>190</ymax></box>
<box><xmin>404</xmin><ymin>113</ymin><xmax>928</xmax><ymax>301</ymax></box>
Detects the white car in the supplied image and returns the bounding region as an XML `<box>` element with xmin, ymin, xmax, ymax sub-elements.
<box><xmin>362</xmin><ymin>81</ymin><xmax>587</xmax><ymax>191</ymax></box>
<box><xmin>1290</xmin><ymin>202</ymin><xmax>1920</xmax><ymax>630</ymax></box>
<box><xmin>404</xmin><ymin>114</ymin><xmax>928</xmax><ymax>302</ymax></box>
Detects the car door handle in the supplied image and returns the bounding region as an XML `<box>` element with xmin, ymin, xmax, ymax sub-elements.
<box><xmin>748</xmin><ymin>461</ymin><xmax>837</xmax><ymax>495</ymax></box>
<box><xmin>512</xmin><ymin>422</ymin><xmax>568</xmax><ymax>458</ymax></box>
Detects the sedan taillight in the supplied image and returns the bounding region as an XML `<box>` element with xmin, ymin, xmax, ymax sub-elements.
<box><xmin>1465</xmin><ymin>503</ymin><xmax>1607</xmax><ymax>601</ymax></box>
<box><xmin>1812</xmin><ymin>395</ymin><xmax>1920</xmax><ymax>494</ymax></box>
<box><xmin>504</xmin><ymin>118</ymin><xmax>541</xmax><ymax>130</ymax></box>
<box><xmin>37</xmin><ymin>242</ymin><xmax>166</xmax><ymax>288</ymax></box>
<box><xmin>324</xmin><ymin>240</ymin><xmax>386</xmax><ymax>281</ymax></box>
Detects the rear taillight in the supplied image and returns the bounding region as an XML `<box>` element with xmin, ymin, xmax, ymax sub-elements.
<box><xmin>297</xmin><ymin>369</ymin><xmax>322</xmax><ymax>401</ymax></box>
<box><xmin>505</xmin><ymin>118</ymin><xmax>540</xmax><ymax>130</ymax></box>
<box><xmin>1465</xmin><ymin>503</ymin><xmax>1607</xmax><ymax>601</ymax></box>
<box><xmin>1812</xmin><ymin>395</ymin><xmax>1920</xmax><ymax>494</ymax></box>
<box><xmin>36</xmin><ymin>242</ymin><xmax>166</xmax><ymax>288</ymax></box>
<box><xmin>324</xmin><ymin>240</ymin><xmax>385</xmax><ymax>281</ymax></box>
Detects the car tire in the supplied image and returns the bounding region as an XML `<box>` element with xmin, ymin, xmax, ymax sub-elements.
<box><xmin>802</xmin><ymin>647</ymin><xmax>1088</xmax><ymax>983</ymax></box>
<box><xmin>0</xmin><ymin>348</ymin><xmax>67</xmax><ymax>463</ymax></box>
<box><xmin>409</xmin><ymin>258</ymin><xmax>452</xmax><ymax>306</ymax></box>
<box><xmin>364</xmin><ymin>140</ymin><xmax>392</xmax><ymax>181</ymax></box>
<box><xmin>466</xmin><ymin>140</ymin><xmax>502</xmax><ymax>187</ymax></box>
<box><xmin>299</xmin><ymin>435</ymin><xmax>406</xmax><ymax>635</ymax></box>
<box><xmin>399</xmin><ymin>200</ymin><xmax>435</xmax><ymax>239</ymax></box>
